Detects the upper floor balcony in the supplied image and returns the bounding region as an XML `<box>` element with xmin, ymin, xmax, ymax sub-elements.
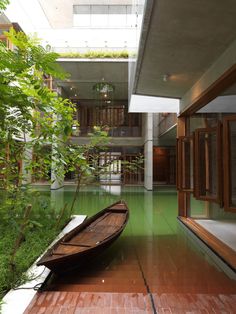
<box><xmin>72</xmin><ymin>102</ymin><xmax>142</xmax><ymax>138</ymax></box>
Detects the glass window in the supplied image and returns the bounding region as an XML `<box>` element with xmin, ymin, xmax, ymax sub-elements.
<box><xmin>91</xmin><ymin>6</ymin><xmax>108</xmax><ymax>27</ymax></box>
<box><xmin>73</xmin><ymin>4</ymin><xmax>137</xmax><ymax>28</ymax></box>
<box><xmin>127</xmin><ymin>14</ymin><xmax>136</xmax><ymax>27</ymax></box>
<box><xmin>73</xmin><ymin>5</ymin><xmax>90</xmax><ymax>14</ymax></box>
<box><xmin>109</xmin><ymin>5</ymin><xmax>126</xmax><ymax>14</ymax></box>
<box><xmin>194</xmin><ymin>126</ymin><xmax>222</xmax><ymax>204</ymax></box>
<box><xmin>190</xmin><ymin>194</ymin><xmax>208</xmax><ymax>218</ymax></box>
<box><xmin>109</xmin><ymin>14</ymin><xmax>126</xmax><ymax>27</ymax></box>
<box><xmin>91</xmin><ymin>5</ymin><xmax>109</xmax><ymax>14</ymax></box>
<box><xmin>91</xmin><ymin>14</ymin><xmax>108</xmax><ymax>27</ymax></box>
<box><xmin>73</xmin><ymin>14</ymin><xmax>90</xmax><ymax>27</ymax></box>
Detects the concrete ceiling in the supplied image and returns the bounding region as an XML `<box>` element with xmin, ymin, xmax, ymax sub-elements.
<box><xmin>134</xmin><ymin>0</ymin><xmax>236</xmax><ymax>99</ymax></box>
<box><xmin>57</xmin><ymin>59</ymin><xmax>128</xmax><ymax>100</ymax></box>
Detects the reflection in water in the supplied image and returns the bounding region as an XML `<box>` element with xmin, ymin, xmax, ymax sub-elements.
<box><xmin>100</xmin><ymin>184</ymin><xmax>121</xmax><ymax>195</ymax></box>
<box><xmin>50</xmin><ymin>188</ymin><xmax>64</xmax><ymax>210</ymax></box>
<box><xmin>38</xmin><ymin>185</ymin><xmax>236</xmax><ymax>294</ymax></box>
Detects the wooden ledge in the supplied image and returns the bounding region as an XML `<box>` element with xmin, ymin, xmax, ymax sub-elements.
<box><xmin>178</xmin><ymin>217</ymin><xmax>236</xmax><ymax>271</ymax></box>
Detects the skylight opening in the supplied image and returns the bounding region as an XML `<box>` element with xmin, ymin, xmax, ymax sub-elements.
<box><xmin>129</xmin><ymin>95</ymin><xmax>180</xmax><ymax>113</ymax></box>
<box><xmin>72</xmin><ymin>5</ymin><xmax>139</xmax><ymax>29</ymax></box>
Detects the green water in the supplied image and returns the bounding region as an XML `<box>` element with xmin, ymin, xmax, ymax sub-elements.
<box><xmin>42</xmin><ymin>185</ymin><xmax>178</xmax><ymax>237</ymax></box>
<box><xmin>36</xmin><ymin>185</ymin><xmax>236</xmax><ymax>293</ymax></box>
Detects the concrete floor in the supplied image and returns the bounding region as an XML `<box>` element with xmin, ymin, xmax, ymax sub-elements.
<box><xmin>196</xmin><ymin>219</ymin><xmax>236</xmax><ymax>251</ymax></box>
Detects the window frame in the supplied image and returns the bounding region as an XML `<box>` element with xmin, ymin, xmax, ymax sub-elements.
<box><xmin>177</xmin><ymin>135</ymin><xmax>194</xmax><ymax>192</ymax></box>
<box><xmin>223</xmin><ymin>115</ymin><xmax>236</xmax><ymax>212</ymax></box>
<box><xmin>194</xmin><ymin>124</ymin><xmax>222</xmax><ymax>204</ymax></box>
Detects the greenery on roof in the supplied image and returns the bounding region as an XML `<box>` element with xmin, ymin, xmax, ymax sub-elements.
<box><xmin>58</xmin><ymin>50</ymin><xmax>135</xmax><ymax>59</ymax></box>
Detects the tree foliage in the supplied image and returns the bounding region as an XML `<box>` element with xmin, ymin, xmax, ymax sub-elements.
<box><xmin>0</xmin><ymin>28</ymin><xmax>76</xmax><ymax>293</ymax></box>
<box><xmin>0</xmin><ymin>0</ymin><xmax>9</xmax><ymax>11</ymax></box>
<box><xmin>0</xmin><ymin>28</ymin><xmax>75</xmax><ymax>188</ymax></box>
<box><xmin>0</xmin><ymin>26</ymin><xmax>143</xmax><ymax>298</ymax></box>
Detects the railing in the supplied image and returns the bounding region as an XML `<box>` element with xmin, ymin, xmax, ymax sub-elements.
<box><xmin>74</xmin><ymin>126</ymin><xmax>141</xmax><ymax>137</ymax></box>
<box><xmin>158</xmin><ymin>113</ymin><xmax>177</xmax><ymax>136</ymax></box>
<box><xmin>72</xmin><ymin>105</ymin><xmax>142</xmax><ymax>137</ymax></box>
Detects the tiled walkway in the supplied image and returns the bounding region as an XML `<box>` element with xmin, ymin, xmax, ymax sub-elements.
<box><xmin>25</xmin><ymin>291</ymin><xmax>236</xmax><ymax>313</ymax></box>
<box><xmin>24</xmin><ymin>188</ymin><xmax>236</xmax><ymax>313</ymax></box>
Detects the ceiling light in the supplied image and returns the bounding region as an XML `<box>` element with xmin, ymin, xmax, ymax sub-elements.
<box><xmin>162</xmin><ymin>74</ymin><xmax>170</xmax><ymax>82</ymax></box>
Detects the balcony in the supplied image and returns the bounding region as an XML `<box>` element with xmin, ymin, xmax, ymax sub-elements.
<box><xmin>72</xmin><ymin>104</ymin><xmax>142</xmax><ymax>137</ymax></box>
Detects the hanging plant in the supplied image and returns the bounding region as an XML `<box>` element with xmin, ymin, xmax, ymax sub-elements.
<box><xmin>93</xmin><ymin>82</ymin><xmax>115</xmax><ymax>94</ymax></box>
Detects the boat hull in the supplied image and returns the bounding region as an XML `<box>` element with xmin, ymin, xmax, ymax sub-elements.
<box><xmin>37</xmin><ymin>200</ymin><xmax>129</xmax><ymax>273</ymax></box>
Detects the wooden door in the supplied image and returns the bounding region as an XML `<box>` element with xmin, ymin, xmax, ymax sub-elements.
<box><xmin>153</xmin><ymin>147</ymin><xmax>169</xmax><ymax>184</ymax></box>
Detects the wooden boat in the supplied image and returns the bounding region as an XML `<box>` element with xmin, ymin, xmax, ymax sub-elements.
<box><xmin>37</xmin><ymin>200</ymin><xmax>129</xmax><ymax>273</ymax></box>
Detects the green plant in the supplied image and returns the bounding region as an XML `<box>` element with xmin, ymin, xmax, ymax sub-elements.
<box><xmin>58</xmin><ymin>50</ymin><xmax>136</xmax><ymax>59</ymax></box>
<box><xmin>0</xmin><ymin>27</ymin><xmax>75</xmax><ymax>187</ymax></box>
<box><xmin>0</xmin><ymin>188</ymin><xmax>71</xmax><ymax>298</ymax></box>
<box><xmin>0</xmin><ymin>24</ymin><xmax>143</xmax><ymax>300</ymax></box>
<box><xmin>0</xmin><ymin>27</ymin><xmax>75</xmax><ymax>297</ymax></box>
<box><xmin>0</xmin><ymin>0</ymin><xmax>9</xmax><ymax>11</ymax></box>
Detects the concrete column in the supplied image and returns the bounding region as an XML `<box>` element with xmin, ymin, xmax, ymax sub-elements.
<box><xmin>144</xmin><ymin>190</ymin><xmax>153</xmax><ymax>231</ymax></box>
<box><xmin>22</xmin><ymin>147</ymin><xmax>32</xmax><ymax>185</ymax></box>
<box><xmin>51</xmin><ymin>170</ymin><xmax>64</xmax><ymax>189</ymax></box>
<box><xmin>144</xmin><ymin>190</ymin><xmax>153</xmax><ymax>271</ymax></box>
<box><xmin>51</xmin><ymin>142</ymin><xmax>64</xmax><ymax>190</ymax></box>
<box><xmin>144</xmin><ymin>113</ymin><xmax>153</xmax><ymax>190</ymax></box>
<box><xmin>51</xmin><ymin>188</ymin><xmax>64</xmax><ymax>210</ymax></box>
